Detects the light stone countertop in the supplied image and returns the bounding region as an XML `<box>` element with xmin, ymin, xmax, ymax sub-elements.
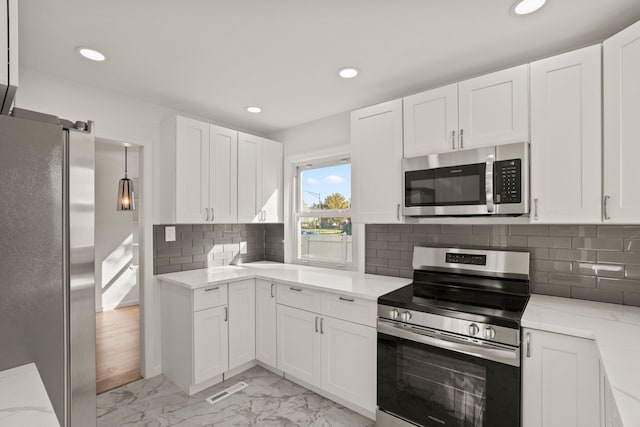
<box><xmin>0</xmin><ymin>363</ymin><xmax>60</xmax><ymax>427</ymax></box>
<box><xmin>156</xmin><ymin>261</ymin><xmax>411</xmax><ymax>301</ymax></box>
<box><xmin>522</xmin><ymin>294</ymin><xmax>640</xmax><ymax>427</ymax></box>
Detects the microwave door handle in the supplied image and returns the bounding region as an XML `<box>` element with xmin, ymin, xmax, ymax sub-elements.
<box><xmin>485</xmin><ymin>154</ymin><xmax>495</xmax><ymax>213</ymax></box>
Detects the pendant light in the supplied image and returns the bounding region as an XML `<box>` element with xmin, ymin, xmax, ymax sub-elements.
<box><xmin>117</xmin><ymin>146</ymin><xmax>135</xmax><ymax>211</ymax></box>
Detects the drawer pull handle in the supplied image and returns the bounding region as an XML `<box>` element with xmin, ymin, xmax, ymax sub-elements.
<box><xmin>224</xmin><ymin>307</ymin><xmax>228</xmax><ymax>322</ymax></box>
<box><xmin>270</xmin><ymin>283</ymin><xmax>275</xmax><ymax>298</ymax></box>
<box><xmin>290</xmin><ymin>287</ymin><xmax>302</xmax><ymax>292</ymax></box>
<box><xmin>204</xmin><ymin>286</ymin><xmax>219</xmax><ymax>292</ymax></box>
<box><xmin>526</xmin><ymin>332</ymin><xmax>531</xmax><ymax>358</ymax></box>
<box><xmin>320</xmin><ymin>317</ymin><xmax>324</xmax><ymax>334</ymax></box>
<box><xmin>315</xmin><ymin>316</ymin><xmax>319</xmax><ymax>333</ymax></box>
<box><xmin>339</xmin><ymin>297</ymin><xmax>355</xmax><ymax>302</ymax></box>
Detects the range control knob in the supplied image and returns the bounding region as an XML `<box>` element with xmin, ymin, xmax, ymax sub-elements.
<box><xmin>484</xmin><ymin>327</ymin><xmax>496</xmax><ymax>340</ymax></box>
<box><xmin>400</xmin><ymin>311</ymin><xmax>412</xmax><ymax>322</ymax></box>
<box><xmin>468</xmin><ymin>323</ymin><xmax>480</xmax><ymax>336</ymax></box>
<box><xmin>389</xmin><ymin>309</ymin><xmax>400</xmax><ymax>320</ymax></box>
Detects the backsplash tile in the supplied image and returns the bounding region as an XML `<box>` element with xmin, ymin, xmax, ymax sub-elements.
<box><xmin>153</xmin><ymin>223</ymin><xmax>284</xmax><ymax>274</ymax></box>
<box><xmin>365</xmin><ymin>224</ymin><xmax>640</xmax><ymax>307</ymax></box>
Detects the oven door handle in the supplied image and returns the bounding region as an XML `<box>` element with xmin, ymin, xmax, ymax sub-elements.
<box><xmin>485</xmin><ymin>153</ymin><xmax>495</xmax><ymax>213</ymax></box>
<box><xmin>378</xmin><ymin>319</ymin><xmax>520</xmax><ymax>367</ymax></box>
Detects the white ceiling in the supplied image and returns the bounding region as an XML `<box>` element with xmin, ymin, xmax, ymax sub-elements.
<box><xmin>19</xmin><ymin>0</ymin><xmax>640</xmax><ymax>135</ymax></box>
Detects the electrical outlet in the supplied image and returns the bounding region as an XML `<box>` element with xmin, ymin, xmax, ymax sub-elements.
<box><xmin>165</xmin><ymin>226</ymin><xmax>176</xmax><ymax>242</ymax></box>
<box><xmin>240</xmin><ymin>241</ymin><xmax>248</xmax><ymax>254</ymax></box>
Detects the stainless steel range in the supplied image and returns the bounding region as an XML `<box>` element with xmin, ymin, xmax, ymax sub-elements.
<box><xmin>376</xmin><ymin>246</ymin><xmax>530</xmax><ymax>427</ymax></box>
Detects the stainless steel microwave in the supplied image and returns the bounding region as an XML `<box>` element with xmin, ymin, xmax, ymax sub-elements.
<box><xmin>402</xmin><ymin>142</ymin><xmax>529</xmax><ymax>217</ymax></box>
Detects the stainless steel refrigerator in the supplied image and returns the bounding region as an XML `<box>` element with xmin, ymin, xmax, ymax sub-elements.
<box><xmin>0</xmin><ymin>108</ymin><xmax>97</xmax><ymax>427</ymax></box>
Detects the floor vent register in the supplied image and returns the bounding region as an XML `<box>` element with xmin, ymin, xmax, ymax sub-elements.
<box><xmin>205</xmin><ymin>381</ymin><xmax>248</xmax><ymax>405</ymax></box>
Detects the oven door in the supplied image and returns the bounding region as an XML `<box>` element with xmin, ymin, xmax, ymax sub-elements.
<box><xmin>377</xmin><ymin>319</ymin><xmax>520</xmax><ymax>427</ymax></box>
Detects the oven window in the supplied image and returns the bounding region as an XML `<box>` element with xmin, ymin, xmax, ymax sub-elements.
<box><xmin>378</xmin><ymin>332</ymin><xmax>520</xmax><ymax>427</ymax></box>
<box><xmin>405</xmin><ymin>163</ymin><xmax>486</xmax><ymax>207</ymax></box>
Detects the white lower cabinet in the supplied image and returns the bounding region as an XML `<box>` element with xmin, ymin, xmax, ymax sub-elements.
<box><xmin>193</xmin><ymin>305</ymin><xmax>228</xmax><ymax>384</ymax></box>
<box><xmin>255</xmin><ymin>280</ymin><xmax>277</xmax><ymax>367</ymax></box>
<box><xmin>602</xmin><ymin>371</ymin><xmax>624</xmax><ymax>427</ymax></box>
<box><xmin>228</xmin><ymin>279</ymin><xmax>255</xmax><ymax>370</ymax></box>
<box><xmin>276</xmin><ymin>296</ymin><xmax>377</xmax><ymax>415</ymax></box>
<box><xmin>320</xmin><ymin>316</ymin><xmax>376</xmax><ymax>411</ymax></box>
<box><xmin>522</xmin><ymin>328</ymin><xmax>600</xmax><ymax>427</ymax></box>
<box><xmin>161</xmin><ymin>278</ymin><xmax>377</xmax><ymax>416</ymax></box>
<box><xmin>276</xmin><ymin>304</ymin><xmax>322</xmax><ymax>386</ymax></box>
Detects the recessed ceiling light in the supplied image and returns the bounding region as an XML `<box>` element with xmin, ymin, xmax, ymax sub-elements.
<box><xmin>76</xmin><ymin>46</ymin><xmax>106</xmax><ymax>62</ymax></box>
<box><xmin>246</xmin><ymin>106</ymin><xmax>262</xmax><ymax>113</ymax></box>
<box><xmin>338</xmin><ymin>67</ymin><xmax>359</xmax><ymax>79</ymax></box>
<box><xmin>512</xmin><ymin>0</ymin><xmax>546</xmax><ymax>15</ymax></box>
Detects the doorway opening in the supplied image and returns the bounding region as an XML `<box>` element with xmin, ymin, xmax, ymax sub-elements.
<box><xmin>94</xmin><ymin>139</ymin><xmax>143</xmax><ymax>394</ymax></box>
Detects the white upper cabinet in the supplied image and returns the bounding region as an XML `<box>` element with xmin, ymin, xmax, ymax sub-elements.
<box><xmin>458</xmin><ymin>64</ymin><xmax>530</xmax><ymax>149</ymax></box>
<box><xmin>403</xmin><ymin>84</ymin><xmax>459</xmax><ymax>157</ymax></box>
<box><xmin>604</xmin><ymin>20</ymin><xmax>640</xmax><ymax>223</ymax></box>
<box><xmin>402</xmin><ymin>65</ymin><xmax>529</xmax><ymax>157</ymax></box>
<box><xmin>261</xmin><ymin>139</ymin><xmax>284</xmax><ymax>223</ymax></box>
<box><xmin>351</xmin><ymin>99</ymin><xmax>404</xmax><ymax>223</ymax></box>
<box><xmin>530</xmin><ymin>45</ymin><xmax>602</xmax><ymax>223</ymax></box>
<box><xmin>159</xmin><ymin>116</ymin><xmax>239</xmax><ymax>224</ymax></box>
<box><xmin>175</xmin><ymin>117</ymin><xmax>210</xmax><ymax>223</ymax></box>
<box><xmin>209</xmin><ymin>125</ymin><xmax>238</xmax><ymax>223</ymax></box>
<box><xmin>237</xmin><ymin>133</ymin><xmax>283</xmax><ymax>223</ymax></box>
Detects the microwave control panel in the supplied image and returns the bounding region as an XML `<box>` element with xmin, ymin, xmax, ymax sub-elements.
<box><xmin>494</xmin><ymin>159</ymin><xmax>521</xmax><ymax>204</ymax></box>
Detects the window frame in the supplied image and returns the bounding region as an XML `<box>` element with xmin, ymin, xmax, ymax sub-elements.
<box><xmin>292</xmin><ymin>156</ymin><xmax>355</xmax><ymax>269</ymax></box>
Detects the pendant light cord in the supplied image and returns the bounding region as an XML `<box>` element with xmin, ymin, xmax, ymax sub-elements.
<box><xmin>124</xmin><ymin>146</ymin><xmax>128</xmax><ymax>178</ymax></box>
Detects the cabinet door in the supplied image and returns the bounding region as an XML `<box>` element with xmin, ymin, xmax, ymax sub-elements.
<box><xmin>276</xmin><ymin>305</ymin><xmax>321</xmax><ymax>387</ymax></box>
<box><xmin>237</xmin><ymin>133</ymin><xmax>261</xmax><ymax>223</ymax></box>
<box><xmin>255</xmin><ymin>280</ymin><xmax>277</xmax><ymax>367</ymax></box>
<box><xmin>522</xmin><ymin>329</ymin><xmax>600</xmax><ymax>427</ymax></box>
<box><xmin>530</xmin><ymin>45</ymin><xmax>602</xmax><ymax>223</ymax></box>
<box><xmin>320</xmin><ymin>317</ymin><xmax>376</xmax><ymax>412</ymax></box>
<box><xmin>193</xmin><ymin>305</ymin><xmax>228</xmax><ymax>384</ymax></box>
<box><xmin>458</xmin><ymin>64</ymin><xmax>530</xmax><ymax>149</ymax></box>
<box><xmin>604</xmin><ymin>20</ymin><xmax>640</xmax><ymax>223</ymax></box>
<box><xmin>403</xmin><ymin>84</ymin><xmax>459</xmax><ymax>157</ymax></box>
<box><xmin>175</xmin><ymin>117</ymin><xmax>210</xmax><ymax>223</ymax></box>
<box><xmin>260</xmin><ymin>139</ymin><xmax>283</xmax><ymax>223</ymax></box>
<box><xmin>228</xmin><ymin>279</ymin><xmax>255</xmax><ymax>370</ymax></box>
<box><xmin>602</xmin><ymin>373</ymin><xmax>624</xmax><ymax>427</ymax></box>
<box><xmin>351</xmin><ymin>99</ymin><xmax>404</xmax><ymax>223</ymax></box>
<box><xmin>210</xmin><ymin>125</ymin><xmax>238</xmax><ymax>223</ymax></box>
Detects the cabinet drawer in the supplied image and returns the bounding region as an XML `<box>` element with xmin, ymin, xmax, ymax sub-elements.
<box><xmin>276</xmin><ymin>283</ymin><xmax>322</xmax><ymax>313</ymax></box>
<box><xmin>321</xmin><ymin>293</ymin><xmax>377</xmax><ymax>327</ymax></box>
<box><xmin>193</xmin><ymin>284</ymin><xmax>228</xmax><ymax>311</ymax></box>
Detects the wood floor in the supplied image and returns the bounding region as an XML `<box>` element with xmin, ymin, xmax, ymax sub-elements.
<box><xmin>96</xmin><ymin>305</ymin><xmax>142</xmax><ymax>395</ymax></box>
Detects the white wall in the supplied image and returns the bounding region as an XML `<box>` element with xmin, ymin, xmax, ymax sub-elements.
<box><xmin>269</xmin><ymin>111</ymin><xmax>350</xmax><ymax>156</ymax></box>
<box><xmin>95</xmin><ymin>142</ymin><xmax>140</xmax><ymax>312</ymax></box>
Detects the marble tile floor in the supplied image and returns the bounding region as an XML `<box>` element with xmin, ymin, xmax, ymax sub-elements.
<box><xmin>97</xmin><ymin>366</ymin><xmax>375</xmax><ymax>427</ymax></box>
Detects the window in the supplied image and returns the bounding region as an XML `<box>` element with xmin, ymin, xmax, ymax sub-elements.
<box><xmin>294</xmin><ymin>159</ymin><xmax>352</xmax><ymax>267</ymax></box>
